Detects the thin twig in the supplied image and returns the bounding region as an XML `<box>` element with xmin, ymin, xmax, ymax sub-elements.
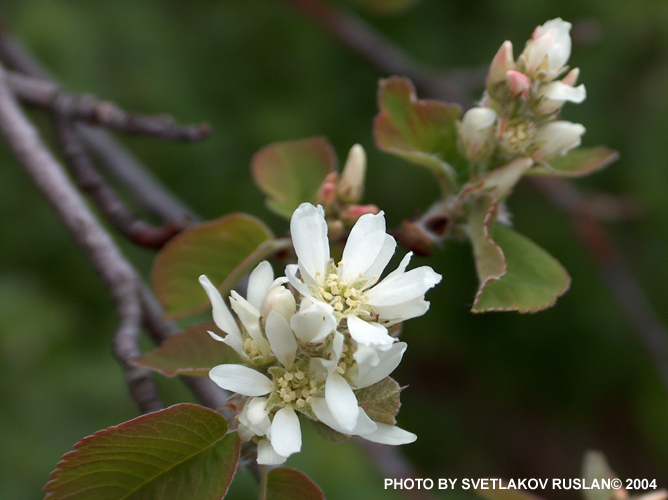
<box><xmin>283</xmin><ymin>0</ymin><xmax>484</xmax><ymax>108</ymax></box>
<box><xmin>532</xmin><ymin>177</ymin><xmax>668</xmax><ymax>393</ymax></box>
<box><xmin>0</xmin><ymin>63</ymin><xmax>162</xmax><ymax>413</ymax></box>
<box><xmin>54</xmin><ymin>117</ymin><xmax>191</xmax><ymax>249</ymax></box>
<box><xmin>0</xmin><ymin>22</ymin><xmax>200</xmax><ymax>222</ymax></box>
<box><xmin>9</xmin><ymin>71</ymin><xmax>211</xmax><ymax>141</ymax></box>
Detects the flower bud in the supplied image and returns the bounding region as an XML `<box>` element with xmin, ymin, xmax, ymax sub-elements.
<box><xmin>337</xmin><ymin>144</ymin><xmax>366</xmax><ymax>204</ymax></box>
<box><xmin>316</xmin><ymin>172</ymin><xmax>338</xmax><ymax>209</ymax></box>
<box><xmin>534</xmin><ymin>80</ymin><xmax>586</xmax><ymax>115</ymax></box>
<box><xmin>506</xmin><ymin>70</ymin><xmax>532</xmax><ymax>99</ymax></box>
<box><xmin>260</xmin><ymin>286</ymin><xmax>296</xmax><ymax>323</ymax></box>
<box><xmin>339</xmin><ymin>204</ymin><xmax>380</xmax><ymax>226</ymax></box>
<box><xmin>531</xmin><ymin>121</ymin><xmax>585</xmax><ymax>161</ymax></box>
<box><xmin>458</xmin><ymin>107</ymin><xmax>497</xmax><ymax>162</ymax></box>
<box><xmin>521</xmin><ymin>18</ymin><xmax>572</xmax><ymax>80</ymax></box>
<box><xmin>487</xmin><ymin>41</ymin><xmax>515</xmax><ymax>87</ymax></box>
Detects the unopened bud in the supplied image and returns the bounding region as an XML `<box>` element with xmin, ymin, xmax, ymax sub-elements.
<box><xmin>339</xmin><ymin>204</ymin><xmax>380</xmax><ymax>226</ymax></box>
<box><xmin>327</xmin><ymin>219</ymin><xmax>345</xmax><ymax>241</ymax></box>
<box><xmin>506</xmin><ymin>70</ymin><xmax>532</xmax><ymax>99</ymax></box>
<box><xmin>458</xmin><ymin>107</ymin><xmax>498</xmax><ymax>162</ymax></box>
<box><xmin>531</xmin><ymin>121</ymin><xmax>585</xmax><ymax>161</ymax></box>
<box><xmin>260</xmin><ymin>286</ymin><xmax>296</xmax><ymax>322</ymax></box>
<box><xmin>534</xmin><ymin>80</ymin><xmax>586</xmax><ymax>115</ymax></box>
<box><xmin>316</xmin><ymin>172</ymin><xmax>338</xmax><ymax>209</ymax></box>
<box><xmin>337</xmin><ymin>144</ymin><xmax>366</xmax><ymax>204</ymax></box>
<box><xmin>521</xmin><ymin>18</ymin><xmax>572</xmax><ymax>80</ymax></box>
<box><xmin>487</xmin><ymin>41</ymin><xmax>515</xmax><ymax>87</ymax></box>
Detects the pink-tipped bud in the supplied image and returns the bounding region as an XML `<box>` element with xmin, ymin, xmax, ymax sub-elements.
<box><xmin>506</xmin><ymin>70</ymin><xmax>532</xmax><ymax>99</ymax></box>
<box><xmin>339</xmin><ymin>204</ymin><xmax>380</xmax><ymax>225</ymax></box>
<box><xmin>316</xmin><ymin>172</ymin><xmax>338</xmax><ymax>208</ymax></box>
<box><xmin>561</xmin><ymin>67</ymin><xmax>580</xmax><ymax>86</ymax></box>
<box><xmin>337</xmin><ymin>144</ymin><xmax>366</xmax><ymax>204</ymax></box>
<box><xmin>487</xmin><ymin>41</ymin><xmax>515</xmax><ymax>87</ymax></box>
<box><xmin>260</xmin><ymin>286</ymin><xmax>296</xmax><ymax>323</ymax></box>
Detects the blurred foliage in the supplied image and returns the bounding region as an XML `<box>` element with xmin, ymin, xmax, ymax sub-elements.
<box><xmin>1</xmin><ymin>1</ymin><xmax>668</xmax><ymax>499</ymax></box>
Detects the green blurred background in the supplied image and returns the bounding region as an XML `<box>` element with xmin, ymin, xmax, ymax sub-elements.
<box><xmin>1</xmin><ymin>1</ymin><xmax>668</xmax><ymax>499</ymax></box>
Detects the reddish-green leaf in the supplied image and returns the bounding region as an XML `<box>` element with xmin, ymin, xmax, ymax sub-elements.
<box><xmin>355</xmin><ymin>377</ymin><xmax>402</xmax><ymax>425</ymax></box>
<box><xmin>469</xmin><ymin>194</ymin><xmax>571</xmax><ymax>313</ymax></box>
<box><xmin>251</xmin><ymin>137</ymin><xmax>336</xmax><ymax>218</ymax></box>
<box><xmin>44</xmin><ymin>404</ymin><xmax>241</xmax><ymax>500</ymax></box>
<box><xmin>374</xmin><ymin>76</ymin><xmax>462</xmax><ymax>194</ymax></box>
<box><xmin>152</xmin><ymin>213</ymin><xmax>283</xmax><ymax>319</ymax></box>
<box><xmin>529</xmin><ymin>146</ymin><xmax>618</xmax><ymax>177</ymax></box>
<box><xmin>131</xmin><ymin>323</ymin><xmax>240</xmax><ymax>377</ymax></box>
<box><xmin>265</xmin><ymin>467</ymin><xmax>325</xmax><ymax>500</ymax></box>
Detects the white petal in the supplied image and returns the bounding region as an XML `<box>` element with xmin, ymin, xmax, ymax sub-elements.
<box><xmin>285</xmin><ymin>264</ymin><xmax>315</xmax><ymax>299</ymax></box>
<box><xmin>326</xmin><ymin>371</ymin><xmax>359</xmax><ymax>433</ymax></box>
<box><xmin>372</xmin><ymin>298</ymin><xmax>430</xmax><ymax>326</ymax></box>
<box><xmin>290</xmin><ymin>203</ymin><xmax>329</xmax><ymax>285</ymax></box>
<box><xmin>208</xmin><ymin>330</ymin><xmax>249</xmax><ymax>360</ymax></box>
<box><xmin>209</xmin><ymin>364</ymin><xmax>273</xmax><ymax>396</ymax></box>
<box><xmin>270</xmin><ymin>406</ymin><xmax>302</xmax><ymax>457</ymax></box>
<box><xmin>355</xmin><ymin>342</ymin><xmax>407</xmax><ymax>389</ymax></box>
<box><xmin>199</xmin><ymin>275</ymin><xmax>241</xmax><ymax>338</ymax></box>
<box><xmin>246</xmin><ymin>397</ymin><xmax>270</xmax><ymax>427</ymax></box>
<box><xmin>290</xmin><ymin>300</ymin><xmax>337</xmax><ymax>344</ymax></box>
<box><xmin>361</xmin><ymin>423</ymin><xmax>417</xmax><ymax>445</ymax></box>
<box><xmin>331</xmin><ymin>331</ymin><xmax>344</xmax><ymax>362</ymax></box>
<box><xmin>230</xmin><ymin>291</ymin><xmax>271</xmax><ymax>356</ymax></box>
<box><xmin>384</xmin><ymin>252</ymin><xmax>413</xmax><ymax>281</ymax></box>
<box><xmin>265</xmin><ymin>311</ymin><xmax>298</xmax><ymax>369</ymax></box>
<box><xmin>257</xmin><ymin>439</ymin><xmax>288</xmax><ymax>465</ymax></box>
<box><xmin>366</xmin><ymin>266</ymin><xmax>441</xmax><ymax>306</ymax></box>
<box><xmin>353</xmin><ymin>345</ymin><xmax>380</xmax><ymax>367</ymax></box>
<box><xmin>541</xmin><ymin>81</ymin><xmax>586</xmax><ymax>103</ymax></box>
<box><xmin>340</xmin><ymin>212</ymin><xmax>388</xmax><ymax>282</ymax></box>
<box><xmin>310</xmin><ymin>398</ymin><xmax>377</xmax><ymax>436</ymax></box>
<box><xmin>347</xmin><ymin>315</ymin><xmax>395</xmax><ymax>350</ymax></box>
<box><xmin>246</xmin><ymin>261</ymin><xmax>274</xmax><ymax>311</ymax></box>
<box><xmin>237</xmin><ymin>422</ymin><xmax>255</xmax><ymax>442</ymax></box>
<box><xmin>362</xmin><ymin>234</ymin><xmax>397</xmax><ymax>285</ymax></box>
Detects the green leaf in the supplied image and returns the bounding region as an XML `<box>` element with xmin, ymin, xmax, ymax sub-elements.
<box><xmin>355</xmin><ymin>377</ymin><xmax>402</xmax><ymax>425</ymax></box>
<box><xmin>265</xmin><ymin>467</ymin><xmax>325</xmax><ymax>500</ymax></box>
<box><xmin>251</xmin><ymin>137</ymin><xmax>336</xmax><ymax>218</ymax></box>
<box><xmin>44</xmin><ymin>404</ymin><xmax>241</xmax><ymax>500</ymax></box>
<box><xmin>152</xmin><ymin>213</ymin><xmax>286</xmax><ymax>319</ymax></box>
<box><xmin>374</xmin><ymin>76</ymin><xmax>463</xmax><ymax>195</ymax></box>
<box><xmin>582</xmin><ymin>451</ymin><xmax>621</xmax><ymax>500</ymax></box>
<box><xmin>528</xmin><ymin>146</ymin><xmax>618</xmax><ymax>177</ymax></box>
<box><xmin>131</xmin><ymin>323</ymin><xmax>241</xmax><ymax>377</ymax></box>
<box><xmin>469</xmin><ymin>194</ymin><xmax>571</xmax><ymax>313</ymax></box>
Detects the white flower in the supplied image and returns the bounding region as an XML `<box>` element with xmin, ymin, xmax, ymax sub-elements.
<box><xmin>199</xmin><ymin>261</ymin><xmax>294</xmax><ymax>362</ymax></box>
<box><xmin>534</xmin><ymin>78</ymin><xmax>586</xmax><ymax>115</ymax></box>
<box><xmin>286</xmin><ymin>203</ymin><xmax>441</xmax><ymax>350</ymax></box>
<box><xmin>458</xmin><ymin>107</ymin><xmax>498</xmax><ymax>162</ymax></box>
<box><xmin>521</xmin><ymin>18</ymin><xmax>572</xmax><ymax>80</ymax></box>
<box><xmin>531</xmin><ymin>121</ymin><xmax>586</xmax><ymax>161</ymax></box>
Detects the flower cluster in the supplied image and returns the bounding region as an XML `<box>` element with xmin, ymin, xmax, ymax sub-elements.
<box><xmin>458</xmin><ymin>18</ymin><xmax>586</xmax><ymax>166</ymax></box>
<box><xmin>201</xmin><ymin>203</ymin><xmax>441</xmax><ymax>464</ymax></box>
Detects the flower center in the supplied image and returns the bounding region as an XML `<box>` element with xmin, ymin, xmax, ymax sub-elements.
<box><xmin>274</xmin><ymin>370</ymin><xmax>319</xmax><ymax>409</ymax></box>
<box><xmin>313</xmin><ymin>262</ymin><xmax>374</xmax><ymax>318</ymax></box>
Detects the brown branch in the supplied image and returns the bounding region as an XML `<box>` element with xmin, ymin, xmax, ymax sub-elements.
<box><xmin>283</xmin><ymin>0</ymin><xmax>483</xmax><ymax>108</ymax></box>
<box><xmin>0</xmin><ymin>23</ymin><xmax>200</xmax><ymax>223</ymax></box>
<box><xmin>54</xmin><ymin>117</ymin><xmax>191</xmax><ymax>249</ymax></box>
<box><xmin>531</xmin><ymin>177</ymin><xmax>668</xmax><ymax>393</ymax></box>
<box><xmin>0</xmin><ymin>63</ymin><xmax>163</xmax><ymax>413</ymax></box>
<box><xmin>8</xmin><ymin>71</ymin><xmax>211</xmax><ymax>141</ymax></box>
